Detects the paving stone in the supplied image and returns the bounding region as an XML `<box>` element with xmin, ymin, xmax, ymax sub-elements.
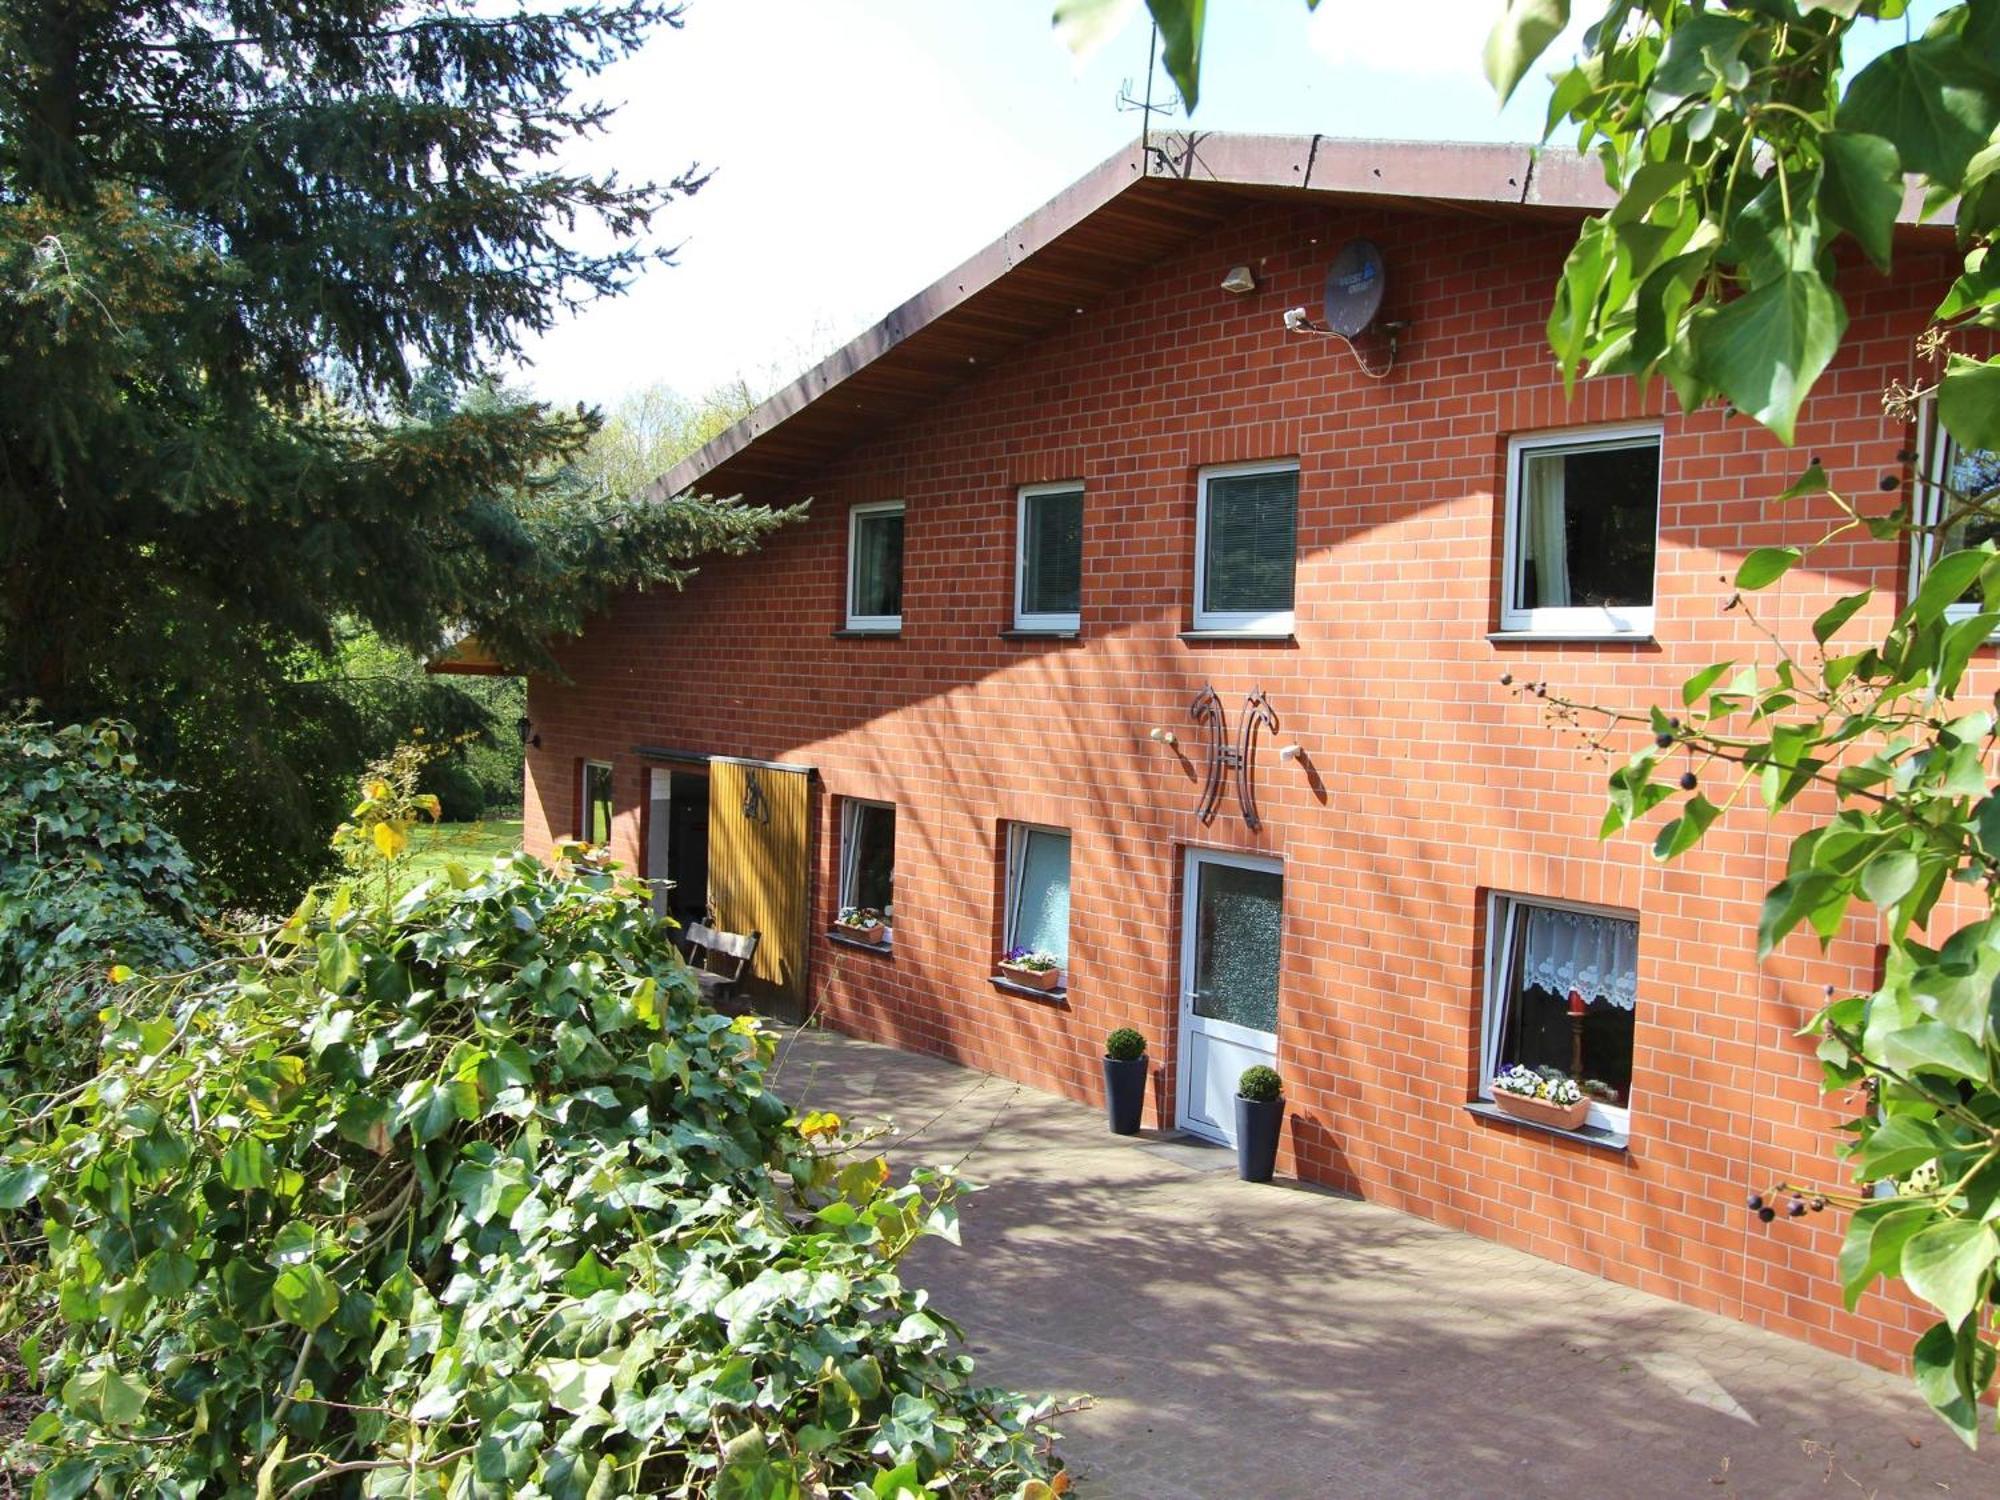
<box><xmin>774</xmin><ymin>1026</ymin><xmax>2000</xmax><ymax>1498</ymax></box>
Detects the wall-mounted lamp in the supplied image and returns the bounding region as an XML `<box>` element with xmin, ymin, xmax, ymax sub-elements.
<box><xmin>517</xmin><ymin>715</ymin><xmax>541</xmax><ymax>750</ymax></box>
<box><xmin>1277</xmin><ymin>743</ymin><xmax>1304</xmax><ymax>763</ymax></box>
<box><xmin>1149</xmin><ymin>727</ymin><xmax>1179</xmax><ymax>748</ymax></box>
<box><xmin>1220</xmin><ymin>265</ymin><xmax>1257</xmax><ymax>295</ymax></box>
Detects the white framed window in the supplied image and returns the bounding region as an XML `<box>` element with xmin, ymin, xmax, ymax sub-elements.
<box><xmin>581</xmin><ymin>760</ymin><xmax>614</xmax><ymax>845</ymax></box>
<box><xmin>839</xmin><ymin>799</ymin><xmax>896</xmax><ymax>937</ymax></box>
<box><xmin>1194</xmin><ymin>460</ymin><xmax>1298</xmax><ymax>633</ymax></box>
<box><xmin>1015</xmin><ymin>483</ymin><xmax>1084</xmax><ymax>631</ymax></box>
<box><xmin>1908</xmin><ymin>396</ymin><xmax>2000</xmax><ymax>624</ymax></box>
<box><xmin>1002</xmin><ymin>824</ymin><xmax>1071</xmax><ymax>974</ymax></box>
<box><xmin>1500</xmin><ymin>424</ymin><xmax>1661</xmax><ymax>637</ymax></box>
<box><xmin>1480</xmin><ymin>893</ymin><xmax>1639</xmax><ymax>1137</ymax></box>
<box><xmin>845</xmin><ymin>501</ymin><xmax>905</xmax><ymax>631</ymax></box>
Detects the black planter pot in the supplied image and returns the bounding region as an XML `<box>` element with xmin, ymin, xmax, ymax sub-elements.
<box><xmin>1103</xmin><ymin>1055</ymin><xmax>1147</xmax><ymax>1135</ymax></box>
<box><xmin>1234</xmin><ymin>1094</ymin><xmax>1285</xmax><ymax>1181</ymax></box>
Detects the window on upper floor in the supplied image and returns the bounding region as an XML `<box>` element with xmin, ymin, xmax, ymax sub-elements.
<box><xmin>1910</xmin><ymin>398</ymin><xmax>2000</xmax><ymax>624</ymax></box>
<box><xmin>1015</xmin><ymin>483</ymin><xmax>1083</xmax><ymax>631</ymax></box>
<box><xmin>1480</xmin><ymin>894</ymin><xmax>1638</xmax><ymax>1137</ymax></box>
<box><xmin>581</xmin><ymin>760</ymin><xmax>614</xmax><ymax>845</ymax></box>
<box><xmin>1195</xmin><ymin>461</ymin><xmax>1298</xmax><ymax>633</ymax></box>
<box><xmin>1002</xmin><ymin>824</ymin><xmax>1071</xmax><ymax>978</ymax></box>
<box><xmin>846</xmin><ymin>502</ymin><xmax>904</xmax><ymax>631</ymax></box>
<box><xmin>1501</xmin><ymin>426</ymin><xmax>1661</xmax><ymax>637</ymax></box>
<box><xmin>838</xmin><ymin>799</ymin><xmax>896</xmax><ymax>940</ymax></box>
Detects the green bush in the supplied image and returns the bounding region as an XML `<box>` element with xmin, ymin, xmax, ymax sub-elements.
<box><xmin>0</xmin><ymin>850</ymin><xmax>1060</xmax><ymax>1497</ymax></box>
<box><xmin>0</xmin><ymin>717</ymin><xmax>207</xmax><ymax>1094</ymax></box>
<box><xmin>1104</xmin><ymin>1027</ymin><xmax>1146</xmax><ymax>1062</ymax></box>
<box><xmin>1237</xmin><ymin>1065</ymin><xmax>1283</xmax><ymax>1103</ymax></box>
<box><xmin>419</xmin><ymin>757</ymin><xmax>488</xmax><ymax>822</ymax></box>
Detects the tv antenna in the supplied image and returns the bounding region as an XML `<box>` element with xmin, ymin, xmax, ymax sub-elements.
<box><xmin>1116</xmin><ymin>21</ymin><xmax>1180</xmax><ymax>167</ymax></box>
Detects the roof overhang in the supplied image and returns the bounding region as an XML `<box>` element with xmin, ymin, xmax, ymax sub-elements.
<box><xmin>645</xmin><ymin>131</ymin><xmax>1953</xmax><ymax>503</ymax></box>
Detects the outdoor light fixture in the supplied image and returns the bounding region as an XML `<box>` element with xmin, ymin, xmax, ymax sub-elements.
<box><xmin>1220</xmin><ymin>265</ymin><xmax>1257</xmax><ymax>295</ymax></box>
<box><xmin>517</xmin><ymin>715</ymin><xmax>541</xmax><ymax>749</ymax></box>
<box><xmin>1149</xmin><ymin>727</ymin><xmax>1178</xmax><ymax>748</ymax></box>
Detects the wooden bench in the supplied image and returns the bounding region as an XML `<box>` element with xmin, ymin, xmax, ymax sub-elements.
<box><xmin>681</xmin><ymin>922</ymin><xmax>761</xmax><ymax>1013</ymax></box>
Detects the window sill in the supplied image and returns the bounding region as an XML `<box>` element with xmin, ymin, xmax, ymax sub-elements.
<box><xmin>1179</xmin><ymin>630</ymin><xmax>1297</xmax><ymax>644</ymax></box>
<box><xmin>989</xmin><ymin>975</ymin><xmax>1069</xmax><ymax>1005</ymax></box>
<box><xmin>1465</xmin><ymin>1101</ymin><xmax>1629</xmax><ymax>1152</ymax></box>
<box><xmin>1487</xmin><ymin>631</ymin><xmax>1655</xmax><ymax>645</ymax></box>
<box><xmin>827</xmin><ymin>930</ymin><xmax>894</xmax><ymax>955</ymax></box>
<box><xmin>831</xmin><ymin>628</ymin><xmax>902</xmax><ymax>639</ymax></box>
<box><xmin>998</xmin><ymin>628</ymin><xmax>1080</xmax><ymax>641</ymax></box>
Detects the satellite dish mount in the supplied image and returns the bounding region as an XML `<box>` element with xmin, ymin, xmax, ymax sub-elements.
<box><xmin>1282</xmin><ymin>238</ymin><xmax>1406</xmax><ymax>379</ymax></box>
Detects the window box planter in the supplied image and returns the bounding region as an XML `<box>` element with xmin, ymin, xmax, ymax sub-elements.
<box><xmin>835</xmin><ymin>907</ymin><xmax>888</xmax><ymax>945</ymax></box>
<box><xmin>1491</xmin><ymin>1090</ymin><xmax>1589</xmax><ymax>1131</ymax></box>
<box><xmin>998</xmin><ymin>959</ymin><xmax>1061</xmax><ymax>992</ymax></box>
<box><xmin>1491</xmin><ymin>1065</ymin><xmax>1589</xmax><ymax>1131</ymax></box>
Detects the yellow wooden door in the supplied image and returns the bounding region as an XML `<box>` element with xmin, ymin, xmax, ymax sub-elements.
<box><xmin>704</xmin><ymin>760</ymin><xmax>812</xmax><ymax>1007</ymax></box>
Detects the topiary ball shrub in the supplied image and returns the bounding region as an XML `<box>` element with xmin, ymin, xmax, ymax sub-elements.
<box><xmin>0</xmin><ymin>850</ymin><xmax>1061</xmax><ymax>1497</ymax></box>
<box><xmin>1237</xmin><ymin>1064</ymin><xmax>1283</xmax><ymax>1103</ymax></box>
<box><xmin>1105</xmin><ymin>1026</ymin><xmax>1146</xmax><ymax>1061</ymax></box>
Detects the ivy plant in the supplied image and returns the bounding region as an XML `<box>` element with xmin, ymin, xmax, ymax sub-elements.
<box><xmin>0</xmin><ymin>717</ymin><xmax>206</xmax><ymax>1096</ymax></box>
<box><xmin>0</xmin><ymin>828</ymin><xmax>1064</xmax><ymax>1495</ymax></box>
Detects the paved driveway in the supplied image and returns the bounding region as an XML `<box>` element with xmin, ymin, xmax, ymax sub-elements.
<box><xmin>772</xmin><ymin>1026</ymin><xmax>2000</xmax><ymax>1499</ymax></box>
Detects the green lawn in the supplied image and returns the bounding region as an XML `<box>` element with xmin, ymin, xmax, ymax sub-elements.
<box><xmin>404</xmin><ymin>818</ymin><xmax>523</xmax><ymax>884</ymax></box>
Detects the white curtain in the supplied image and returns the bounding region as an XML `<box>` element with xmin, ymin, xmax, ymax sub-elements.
<box><xmin>1519</xmin><ymin>905</ymin><xmax>1637</xmax><ymax>1009</ymax></box>
<box><xmin>1524</xmin><ymin>452</ymin><xmax>1570</xmax><ymax>607</ymax></box>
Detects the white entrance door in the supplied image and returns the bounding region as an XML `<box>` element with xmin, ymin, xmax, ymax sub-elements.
<box><xmin>1177</xmin><ymin>849</ymin><xmax>1284</xmax><ymax>1144</ymax></box>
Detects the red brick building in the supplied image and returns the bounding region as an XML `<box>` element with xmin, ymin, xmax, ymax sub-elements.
<box><xmin>518</xmin><ymin>135</ymin><xmax>1970</xmax><ymax>1374</ymax></box>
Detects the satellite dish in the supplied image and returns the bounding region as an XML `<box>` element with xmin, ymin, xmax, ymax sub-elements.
<box><xmin>1322</xmin><ymin>239</ymin><xmax>1386</xmax><ymax>338</ymax></box>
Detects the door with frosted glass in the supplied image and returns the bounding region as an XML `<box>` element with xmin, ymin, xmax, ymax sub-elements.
<box><xmin>1177</xmin><ymin>850</ymin><xmax>1283</xmax><ymax>1143</ymax></box>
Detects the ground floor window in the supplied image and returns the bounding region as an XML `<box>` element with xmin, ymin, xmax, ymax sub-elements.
<box><xmin>581</xmin><ymin>760</ymin><xmax>614</xmax><ymax>845</ymax></box>
<box><xmin>839</xmin><ymin>799</ymin><xmax>896</xmax><ymax>936</ymax></box>
<box><xmin>1482</xmin><ymin>895</ymin><xmax>1638</xmax><ymax>1133</ymax></box>
<box><xmin>1004</xmin><ymin>824</ymin><xmax>1070</xmax><ymax>973</ymax></box>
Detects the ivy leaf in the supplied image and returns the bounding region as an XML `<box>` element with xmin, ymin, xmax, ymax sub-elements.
<box><xmin>1877</xmin><ymin>1021</ymin><xmax>1990</xmax><ymax>1082</ymax></box>
<box><xmin>60</xmin><ymin>1367</ymin><xmax>150</xmax><ymax>1429</ymax></box>
<box><xmin>1736</xmin><ymin>546</ymin><xmax>1802</xmax><ymax>590</ymax></box>
<box><xmin>220</xmin><ymin>1135</ymin><xmax>270</xmax><ymax>1191</ymax></box>
<box><xmin>1052</xmin><ymin>0</ymin><xmax>1142</xmax><ymax>62</ymax></box>
<box><xmin>1938</xmin><ymin>353</ymin><xmax>2000</xmax><ymax>451</ymax></box>
<box><xmin>1812</xmin><ymin>589</ymin><xmax>1872</xmax><ymax>644</ymax></box>
<box><xmin>1902</xmin><ymin>1219</ymin><xmax>1996</xmax><ymax>1330</ymax></box>
<box><xmin>1911</xmin><ymin>1320</ymin><xmax>1989</xmax><ymax>1447</ymax></box>
<box><xmin>1485</xmin><ymin>0</ymin><xmax>1571</xmax><ymax>104</ymax></box>
<box><xmin>1839</xmin><ymin>1201</ymin><xmax>1933</xmax><ymax>1309</ymax></box>
<box><xmin>1911</xmin><ymin>548</ymin><xmax>1993</xmax><ymax>626</ymax></box>
<box><xmin>272</xmin><ymin>1263</ymin><xmax>338</xmax><ymax>1331</ymax></box>
<box><xmin>1653</xmin><ymin>794</ymin><xmax>1720</xmax><ymax>860</ymax></box>
<box><xmin>1145</xmin><ymin>0</ymin><xmax>1208</xmax><ymax>112</ymax></box>
<box><xmin>1861</xmin><ymin>848</ymin><xmax>1919</xmax><ymax>908</ymax></box>
<box><xmin>1818</xmin><ymin>131</ymin><xmax>1903</xmax><ymax>271</ymax></box>
<box><xmin>1681</xmin><ymin>660</ymin><xmax>1735</xmax><ymax>707</ymax></box>
<box><xmin>0</xmin><ymin>1162</ymin><xmax>49</xmax><ymax>1210</ymax></box>
<box><xmin>1691</xmin><ymin>269</ymin><xmax>1846</xmax><ymax>444</ymax></box>
<box><xmin>1839</xmin><ymin>33</ymin><xmax>2000</xmax><ymax>191</ymax></box>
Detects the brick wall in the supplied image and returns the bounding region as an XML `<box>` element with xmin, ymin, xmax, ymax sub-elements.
<box><xmin>524</xmin><ymin>193</ymin><xmax>1966</xmax><ymax>1373</ymax></box>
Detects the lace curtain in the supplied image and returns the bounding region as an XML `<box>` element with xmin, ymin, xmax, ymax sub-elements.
<box><xmin>1519</xmin><ymin>905</ymin><xmax>1638</xmax><ymax>1009</ymax></box>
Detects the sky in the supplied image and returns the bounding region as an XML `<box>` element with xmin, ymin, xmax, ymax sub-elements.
<box><xmin>512</xmin><ymin>0</ymin><xmax>1931</xmax><ymax>414</ymax></box>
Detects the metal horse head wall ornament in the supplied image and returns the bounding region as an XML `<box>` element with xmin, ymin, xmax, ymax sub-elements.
<box><xmin>1190</xmin><ymin>685</ymin><xmax>1279</xmax><ymax>831</ymax></box>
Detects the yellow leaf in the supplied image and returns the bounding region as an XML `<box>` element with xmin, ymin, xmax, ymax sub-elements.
<box><xmin>108</xmin><ymin>964</ymin><xmax>133</xmax><ymax>984</ymax></box>
<box><xmin>371</xmin><ymin>823</ymin><xmax>407</xmax><ymax>858</ymax></box>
